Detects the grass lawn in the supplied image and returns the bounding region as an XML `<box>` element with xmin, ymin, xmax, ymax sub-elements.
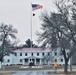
<box><xmin>0</xmin><ymin>65</ymin><xmax>54</xmax><ymax>71</ymax></box>
<box><xmin>0</xmin><ymin>65</ymin><xmax>76</xmax><ymax>70</ymax></box>
<box><xmin>0</xmin><ymin>65</ymin><xmax>76</xmax><ymax>75</ymax></box>
<box><xmin>48</xmin><ymin>65</ymin><xmax>76</xmax><ymax>75</ymax></box>
<box><xmin>48</xmin><ymin>71</ymin><xmax>76</xmax><ymax>75</ymax></box>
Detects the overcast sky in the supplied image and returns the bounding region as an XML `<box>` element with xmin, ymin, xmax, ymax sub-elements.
<box><xmin>0</xmin><ymin>0</ymin><xmax>56</xmax><ymax>45</ymax></box>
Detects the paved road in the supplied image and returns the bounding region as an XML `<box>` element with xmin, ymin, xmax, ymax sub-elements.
<box><xmin>12</xmin><ymin>71</ymin><xmax>49</xmax><ymax>75</ymax></box>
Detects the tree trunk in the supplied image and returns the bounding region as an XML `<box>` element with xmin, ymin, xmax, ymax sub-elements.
<box><xmin>64</xmin><ymin>60</ymin><xmax>68</xmax><ymax>73</ymax></box>
<box><xmin>70</xmin><ymin>64</ymin><xmax>72</xmax><ymax>71</ymax></box>
<box><xmin>70</xmin><ymin>57</ymin><xmax>72</xmax><ymax>71</ymax></box>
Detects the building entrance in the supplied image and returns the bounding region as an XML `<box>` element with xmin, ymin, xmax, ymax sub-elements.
<box><xmin>29</xmin><ymin>59</ymin><xmax>35</xmax><ymax>66</ymax></box>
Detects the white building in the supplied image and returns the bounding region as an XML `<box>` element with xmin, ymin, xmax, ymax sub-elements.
<box><xmin>2</xmin><ymin>48</ymin><xmax>70</xmax><ymax>66</ymax></box>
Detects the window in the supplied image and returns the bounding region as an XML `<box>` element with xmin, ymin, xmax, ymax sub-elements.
<box><xmin>7</xmin><ymin>59</ymin><xmax>10</xmax><ymax>62</ymax></box>
<box><xmin>20</xmin><ymin>53</ymin><xmax>22</xmax><ymax>56</ymax></box>
<box><xmin>55</xmin><ymin>59</ymin><xmax>57</xmax><ymax>62</ymax></box>
<box><xmin>61</xmin><ymin>59</ymin><xmax>63</xmax><ymax>62</ymax></box>
<box><xmin>25</xmin><ymin>53</ymin><xmax>27</xmax><ymax>56</ymax></box>
<box><xmin>48</xmin><ymin>53</ymin><xmax>50</xmax><ymax>56</ymax></box>
<box><xmin>36</xmin><ymin>59</ymin><xmax>40</xmax><ymax>62</ymax></box>
<box><xmin>7</xmin><ymin>54</ymin><xmax>10</xmax><ymax>56</ymax></box>
<box><xmin>20</xmin><ymin>59</ymin><xmax>22</xmax><ymax>62</ymax></box>
<box><xmin>31</xmin><ymin>53</ymin><xmax>33</xmax><ymax>56</ymax></box>
<box><xmin>42</xmin><ymin>53</ymin><xmax>44</xmax><ymax>56</ymax></box>
<box><xmin>25</xmin><ymin>59</ymin><xmax>28</xmax><ymax>62</ymax></box>
<box><xmin>37</xmin><ymin>53</ymin><xmax>39</xmax><ymax>56</ymax></box>
<box><xmin>15</xmin><ymin>53</ymin><xmax>17</xmax><ymax>56</ymax></box>
<box><xmin>55</xmin><ymin>52</ymin><xmax>57</xmax><ymax>56</ymax></box>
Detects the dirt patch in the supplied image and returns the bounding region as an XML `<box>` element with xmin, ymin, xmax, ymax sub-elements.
<box><xmin>0</xmin><ymin>72</ymin><xmax>15</xmax><ymax>75</ymax></box>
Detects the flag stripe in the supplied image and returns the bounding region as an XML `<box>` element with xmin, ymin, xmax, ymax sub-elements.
<box><xmin>32</xmin><ymin>4</ymin><xmax>43</xmax><ymax>11</ymax></box>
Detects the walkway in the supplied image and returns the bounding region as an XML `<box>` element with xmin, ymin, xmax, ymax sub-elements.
<box><xmin>12</xmin><ymin>71</ymin><xmax>49</xmax><ymax>75</ymax></box>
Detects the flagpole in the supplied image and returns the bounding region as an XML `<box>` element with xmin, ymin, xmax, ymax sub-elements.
<box><xmin>30</xmin><ymin>2</ymin><xmax>32</xmax><ymax>48</ymax></box>
<box><xmin>30</xmin><ymin>3</ymin><xmax>43</xmax><ymax>48</ymax></box>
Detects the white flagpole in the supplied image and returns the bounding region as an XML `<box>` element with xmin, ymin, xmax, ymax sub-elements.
<box><xmin>30</xmin><ymin>2</ymin><xmax>32</xmax><ymax>48</ymax></box>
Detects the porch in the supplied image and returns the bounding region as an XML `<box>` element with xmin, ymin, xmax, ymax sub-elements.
<box><xmin>22</xmin><ymin>56</ymin><xmax>42</xmax><ymax>65</ymax></box>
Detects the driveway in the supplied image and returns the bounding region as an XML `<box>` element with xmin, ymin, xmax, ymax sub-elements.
<box><xmin>12</xmin><ymin>70</ymin><xmax>49</xmax><ymax>75</ymax></box>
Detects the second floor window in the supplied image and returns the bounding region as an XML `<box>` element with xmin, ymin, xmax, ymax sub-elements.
<box><xmin>7</xmin><ymin>59</ymin><xmax>10</xmax><ymax>62</ymax></box>
<box><xmin>32</xmin><ymin>53</ymin><xmax>33</xmax><ymax>56</ymax></box>
<box><xmin>15</xmin><ymin>53</ymin><xmax>17</xmax><ymax>56</ymax></box>
<box><xmin>25</xmin><ymin>53</ymin><xmax>27</xmax><ymax>56</ymax></box>
<box><xmin>42</xmin><ymin>53</ymin><xmax>44</xmax><ymax>56</ymax></box>
<box><xmin>37</xmin><ymin>53</ymin><xmax>39</xmax><ymax>56</ymax></box>
<box><xmin>55</xmin><ymin>52</ymin><xmax>57</xmax><ymax>56</ymax></box>
<box><xmin>20</xmin><ymin>53</ymin><xmax>22</xmax><ymax>56</ymax></box>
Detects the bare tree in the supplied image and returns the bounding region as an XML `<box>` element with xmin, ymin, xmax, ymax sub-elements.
<box><xmin>0</xmin><ymin>23</ymin><xmax>18</xmax><ymax>64</ymax></box>
<box><xmin>42</xmin><ymin>52</ymin><xmax>54</xmax><ymax>65</ymax></box>
<box><xmin>37</xmin><ymin>0</ymin><xmax>76</xmax><ymax>73</ymax></box>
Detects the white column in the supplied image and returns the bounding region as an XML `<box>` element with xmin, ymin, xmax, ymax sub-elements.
<box><xmin>35</xmin><ymin>58</ymin><xmax>36</xmax><ymax>65</ymax></box>
<box><xmin>23</xmin><ymin>59</ymin><xmax>25</xmax><ymax>65</ymax></box>
<box><xmin>40</xmin><ymin>59</ymin><xmax>42</xmax><ymax>65</ymax></box>
<box><xmin>28</xmin><ymin>58</ymin><xmax>30</xmax><ymax>65</ymax></box>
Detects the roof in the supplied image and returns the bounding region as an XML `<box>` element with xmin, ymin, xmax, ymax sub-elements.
<box><xmin>14</xmin><ymin>48</ymin><xmax>52</xmax><ymax>52</ymax></box>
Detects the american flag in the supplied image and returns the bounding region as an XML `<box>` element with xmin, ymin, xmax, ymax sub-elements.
<box><xmin>32</xmin><ymin>4</ymin><xmax>43</xmax><ymax>11</ymax></box>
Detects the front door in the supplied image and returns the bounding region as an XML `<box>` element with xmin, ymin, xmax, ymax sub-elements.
<box><xmin>29</xmin><ymin>59</ymin><xmax>35</xmax><ymax>66</ymax></box>
<box><xmin>32</xmin><ymin>59</ymin><xmax>35</xmax><ymax>65</ymax></box>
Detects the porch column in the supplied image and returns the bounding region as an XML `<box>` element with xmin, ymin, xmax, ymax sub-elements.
<box><xmin>23</xmin><ymin>59</ymin><xmax>25</xmax><ymax>65</ymax></box>
<box><xmin>35</xmin><ymin>58</ymin><xmax>36</xmax><ymax>65</ymax></box>
<box><xmin>40</xmin><ymin>59</ymin><xmax>42</xmax><ymax>65</ymax></box>
<box><xmin>28</xmin><ymin>58</ymin><xmax>30</xmax><ymax>65</ymax></box>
